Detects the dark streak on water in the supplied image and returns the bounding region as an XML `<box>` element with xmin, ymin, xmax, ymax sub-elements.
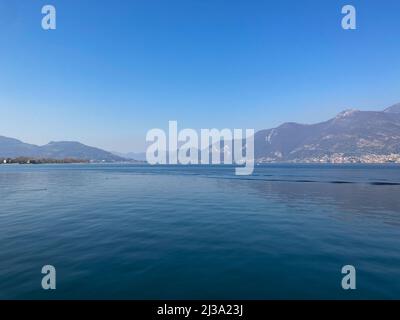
<box><xmin>0</xmin><ymin>164</ymin><xmax>400</xmax><ymax>299</ymax></box>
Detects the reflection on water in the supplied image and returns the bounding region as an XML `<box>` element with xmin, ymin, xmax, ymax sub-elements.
<box><xmin>0</xmin><ymin>164</ymin><xmax>399</xmax><ymax>299</ymax></box>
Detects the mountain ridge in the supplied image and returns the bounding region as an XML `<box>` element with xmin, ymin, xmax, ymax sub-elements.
<box><xmin>384</xmin><ymin>103</ymin><xmax>400</xmax><ymax>113</ymax></box>
<box><xmin>254</xmin><ymin>103</ymin><xmax>400</xmax><ymax>162</ymax></box>
<box><xmin>0</xmin><ymin>137</ymin><xmax>125</xmax><ymax>162</ymax></box>
<box><xmin>2</xmin><ymin>102</ymin><xmax>400</xmax><ymax>163</ymax></box>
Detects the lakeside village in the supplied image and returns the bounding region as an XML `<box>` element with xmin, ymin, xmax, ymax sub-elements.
<box><xmin>257</xmin><ymin>153</ymin><xmax>400</xmax><ymax>164</ymax></box>
<box><xmin>2</xmin><ymin>154</ymin><xmax>400</xmax><ymax>165</ymax></box>
<box><xmin>0</xmin><ymin>157</ymin><xmax>90</xmax><ymax>164</ymax></box>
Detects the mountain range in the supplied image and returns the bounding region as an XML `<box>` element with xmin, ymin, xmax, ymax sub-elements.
<box><xmin>0</xmin><ymin>137</ymin><xmax>125</xmax><ymax>162</ymax></box>
<box><xmin>253</xmin><ymin>103</ymin><xmax>400</xmax><ymax>162</ymax></box>
<box><xmin>1</xmin><ymin>102</ymin><xmax>400</xmax><ymax>163</ymax></box>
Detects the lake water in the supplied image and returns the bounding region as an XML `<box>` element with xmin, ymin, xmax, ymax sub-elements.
<box><xmin>0</xmin><ymin>164</ymin><xmax>399</xmax><ymax>299</ymax></box>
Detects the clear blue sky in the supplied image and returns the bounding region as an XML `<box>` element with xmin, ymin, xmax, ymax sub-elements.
<box><xmin>1</xmin><ymin>0</ymin><xmax>399</xmax><ymax>152</ymax></box>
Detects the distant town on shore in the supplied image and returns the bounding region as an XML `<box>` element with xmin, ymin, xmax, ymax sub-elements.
<box><xmin>1</xmin><ymin>157</ymin><xmax>90</xmax><ymax>165</ymax></box>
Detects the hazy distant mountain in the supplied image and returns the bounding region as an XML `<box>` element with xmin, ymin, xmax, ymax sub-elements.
<box><xmin>0</xmin><ymin>136</ymin><xmax>41</xmax><ymax>158</ymax></box>
<box><xmin>116</xmin><ymin>102</ymin><xmax>400</xmax><ymax>163</ymax></box>
<box><xmin>0</xmin><ymin>137</ymin><xmax>125</xmax><ymax>162</ymax></box>
<box><xmin>254</xmin><ymin>103</ymin><xmax>400</xmax><ymax>162</ymax></box>
<box><xmin>384</xmin><ymin>103</ymin><xmax>400</xmax><ymax>114</ymax></box>
<box><xmin>112</xmin><ymin>151</ymin><xmax>147</xmax><ymax>161</ymax></box>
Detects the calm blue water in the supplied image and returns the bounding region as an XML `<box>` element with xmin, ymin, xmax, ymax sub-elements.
<box><xmin>0</xmin><ymin>164</ymin><xmax>399</xmax><ymax>299</ymax></box>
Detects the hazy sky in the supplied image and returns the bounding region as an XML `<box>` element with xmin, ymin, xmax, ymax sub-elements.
<box><xmin>1</xmin><ymin>0</ymin><xmax>400</xmax><ymax>152</ymax></box>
